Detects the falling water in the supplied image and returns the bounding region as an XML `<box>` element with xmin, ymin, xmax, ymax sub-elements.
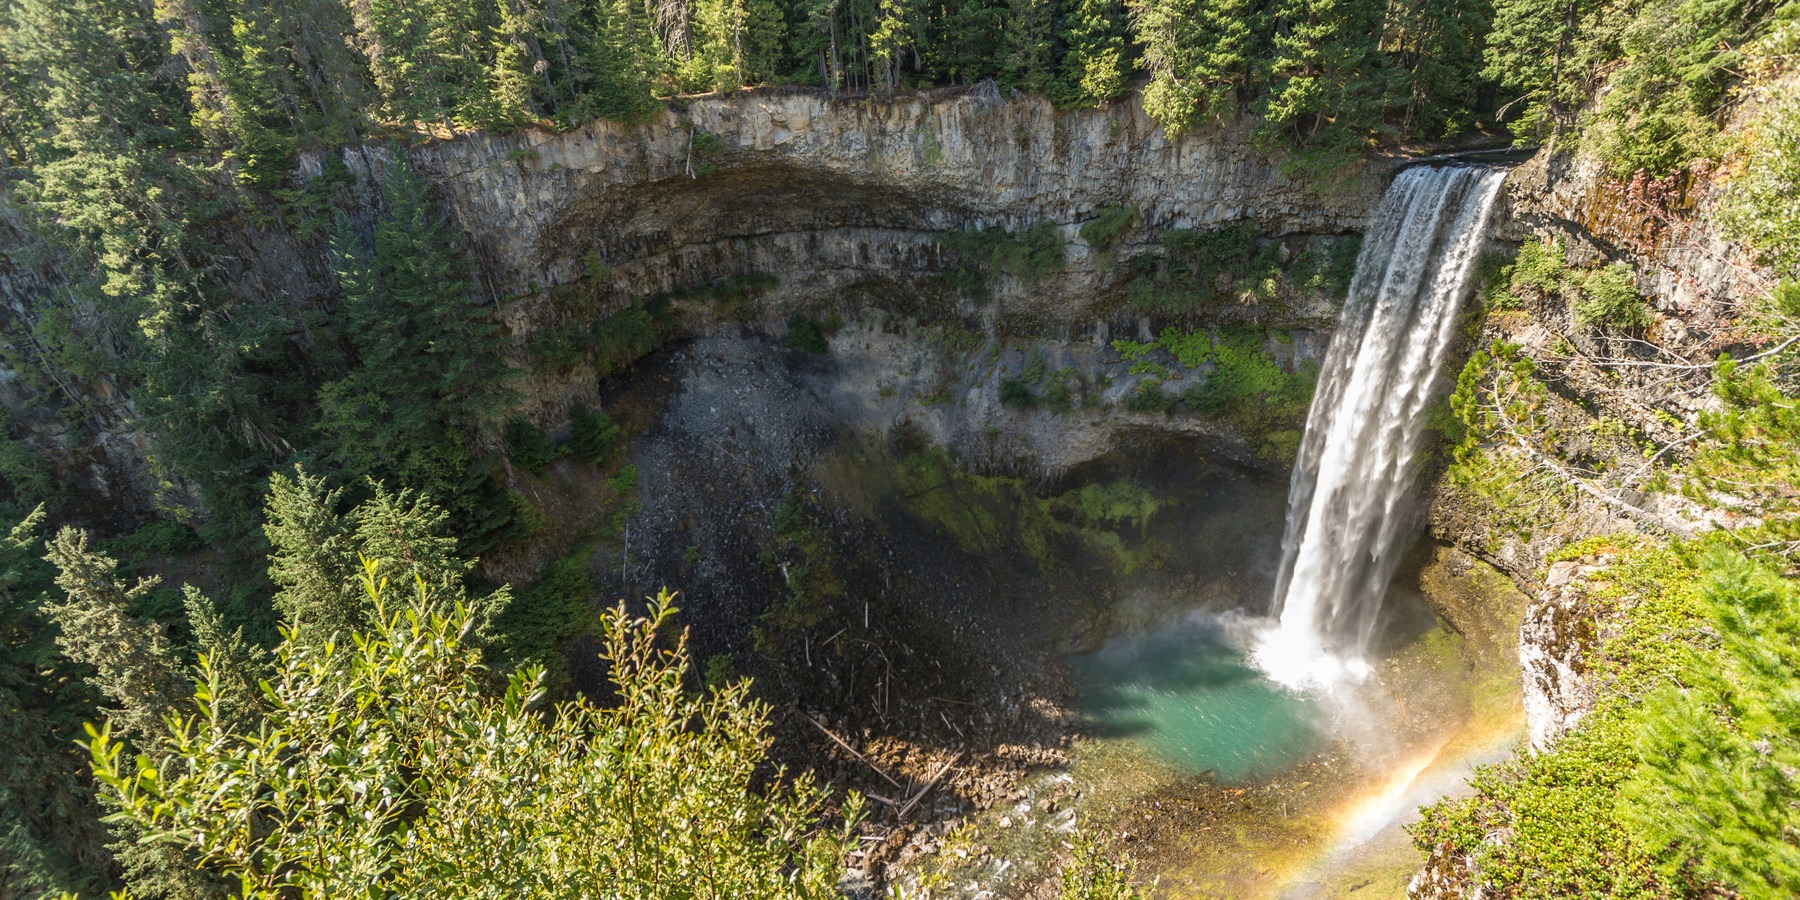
<box><xmin>1254</xmin><ymin>165</ymin><xmax>1507</xmax><ymax>690</ymax></box>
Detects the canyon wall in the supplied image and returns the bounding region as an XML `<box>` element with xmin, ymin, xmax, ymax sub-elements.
<box><xmin>411</xmin><ymin>88</ymin><xmax>1384</xmax><ymax>312</ymax></box>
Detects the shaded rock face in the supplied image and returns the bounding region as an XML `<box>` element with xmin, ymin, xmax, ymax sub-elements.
<box><xmin>413</xmin><ymin>89</ymin><xmax>1386</xmax><ymax>318</ymax></box>
<box><xmin>1501</xmin><ymin>149</ymin><xmax>1752</xmax><ymax>340</ymax></box>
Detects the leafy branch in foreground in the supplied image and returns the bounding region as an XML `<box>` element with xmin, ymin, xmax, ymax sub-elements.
<box><xmin>86</xmin><ymin>568</ymin><xmax>858</xmax><ymax>898</ymax></box>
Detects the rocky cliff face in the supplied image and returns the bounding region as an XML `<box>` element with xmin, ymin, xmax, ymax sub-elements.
<box><xmin>410</xmin><ymin>88</ymin><xmax>1383</xmax><ymax>321</ymax></box>
<box><xmin>393</xmin><ymin>89</ymin><xmax>1380</xmax><ymax>470</ymax></box>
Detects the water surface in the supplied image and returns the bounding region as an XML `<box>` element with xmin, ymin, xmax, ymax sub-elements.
<box><xmin>1071</xmin><ymin>616</ymin><xmax>1324</xmax><ymax>782</ymax></box>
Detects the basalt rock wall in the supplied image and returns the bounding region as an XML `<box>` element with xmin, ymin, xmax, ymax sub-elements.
<box><xmin>408</xmin><ymin>88</ymin><xmax>1386</xmax><ymax>325</ymax></box>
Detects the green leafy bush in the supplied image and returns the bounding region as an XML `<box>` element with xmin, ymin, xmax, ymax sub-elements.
<box><xmin>999</xmin><ymin>377</ymin><xmax>1038</xmax><ymax>409</ymax></box>
<box><xmin>593</xmin><ymin>306</ymin><xmax>668</xmax><ymax>377</ymax></box>
<box><xmin>1510</xmin><ymin>237</ymin><xmax>1567</xmax><ymax>296</ymax></box>
<box><xmin>89</xmin><ymin>576</ymin><xmax>856</xmax><ymax>897</ymax></box>
<box><xmin>495</xmin><ymin>545</ymin><xmax>596</xmax><ymax>663</ymax></box>
<box><xmin>1575</xmin><ymin>264</ymin><xmax>1652</xmax><ymax>330</ymax></box>
<box><xmin>1127</xmin><ymin>223</ymin><xmax>1284</xmax><ymax>313</ymax></box>
<box><xmin>104</xmin><ymin>519</ymin><xmax>203</xmax><ymax>558</ymax></box>
<box><xmin>1078</xmin><ymin>206</ymin><xmax>1139</xmax><ymax>249</ymax></box>
<box><xmin>945</xmin><ymin>223</ymin><xmax>1068</xmax><ymax>286</ymax></box>
<box><xmin>1722</xmin><ymin>88</ymin><xmax>1800</xmax><ymax>279</ymax></box>
<box><xmin>784</xmin><ymin>313</ymin><xmax>830</xmax><ymax>353</ymax></box>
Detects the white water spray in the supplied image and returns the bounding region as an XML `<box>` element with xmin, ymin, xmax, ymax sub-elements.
<box><xmin>1254</xmin><ymin>165</ymin><xmax>1507</xmax><ymax>691</ymax></box>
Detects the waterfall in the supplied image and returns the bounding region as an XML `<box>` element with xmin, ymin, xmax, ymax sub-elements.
<box><xmin>1254</xmin><ymin>165</ymin><xmax>1507</xmax><ymax>690</ymax></box>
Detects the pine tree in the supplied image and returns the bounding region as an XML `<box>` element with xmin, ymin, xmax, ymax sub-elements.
<box><xmin>1000</xmin><ymin>0</ymin><xmax>1065</xmax><ymax>97</ymax></box>
<box><xmin>1058</xmin><ymin>0</ymin><xmax>1131</xmax><ymax>106</ymax></box>
<box><xmin>568</xmin><ymin>0</ymin><xmax>665</xmax><ymax>122</ymax></box>
<box><xmin>0</xmin><ymin>508</ymin><xmax>116</xmax><ymax>897</ymax></box>
<box><xmin>1133</xmin><ymin>0</ymin><xmax>1256</xmax><ymax>136</ymax></box>
<box><xmin>263</xmin><ymin>466</ymin><xmax>363</xmax><ymax>644</ymax></box>
<box><xmin>694</xmin><ymin>0</ymin><xmax>751</xmax><ymax>89</ymax></box>
<box><xmin>488</xmin><ymin>0</ymin><xmax>548</xmax><ymax>126</ymax></box>
<box><xmin>1624</xmin><ymin>552</ymin><xmax>1800</xmax><ymax>893</ymax></box>
<box><xmin>1257</xmin><ymin>0</ymin><xmax>1386</xmax><ymax>168</ymax></box>
<box><xmin>918</xmin><ymin>0</ymin><xmax>1003</xmax><ymax>84</ymax></box>
<box><xmin>41</xmin><ymin>529</ymin><xmax>188</xmax><ymax>740</ymax></box>
<box><xmin>360</xmin><ymin>0</ymin><xmax>498</xmax><ymax>129</ymax></box>
<box><xmin>318</xmin><ymin>161</ymin><xmax>513</xmax><ymax>545</ymax></box>
<box><xmin>1481</xmin><ymin>0</ymin><xmax>1592</xmax><ymax>139</ymax></box>
<box><xmin>1381</xmin><ymin>0</ymin><xmax>1490</xmax><ymax>138</ymax></box>
<box><xmin>42</xmin><ymin>527</ymin><xmax>223</xmax><ymax>900</ymax></box>
<box><xmin>180</xmin><ymin>586</ymin><xmax>266</xmax><ymax>732</ymax></box>
<box><xmin>869</xmin><ymin>0</ymin><xmax>922</xmax><ymax>93</ymax></box>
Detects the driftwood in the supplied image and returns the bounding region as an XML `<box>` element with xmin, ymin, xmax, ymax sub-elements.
<box><xmin>804</xmin><ymin>715</ymin><xmax>905</xmax><ymax>791</ymax></box>
<box><xmin>897</xmin><ymin>752</ymin><xmax>962</xmax><ymax>820</ymax></box>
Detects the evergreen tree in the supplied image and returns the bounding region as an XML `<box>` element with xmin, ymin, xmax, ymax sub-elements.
<box><xmin>1381</xmin><ymin>0</ymin><xmax>1490</xmax><ymax>137</ymax></box>
<box><xmin>489</xmin><ymin>0</ymin><xmax>549</xmax><ymax>126</ymax></box>
<box><xmin>180</xmin><ymin>585</ymin><xmax>266</xmax><ymax>732</ymax></box>
<box><xmin>360</xmin><ymin>0</ymin><xmax>498</xmax><ymax>129</ymax></box>
<box><xmin>1133</xmin><ymin>0</ymin><xmax>1256</xmax><ymax>136</ymax></box>
<box><xmin>158</xmin><ymin>0</ymin><xmax>299</xmax><ymax>188</ymax></box>
<box><xmin>1480</xmin><ymin>0</ymin><xmax>1592</xmax><ymax>139</ymax></box>
<box><xmin>741</xmin><ymin>0</ymin><xmax>791</xmax><ymax>82</ymax></box>
<box><xmin>0</xmin><ymin>508</ymin><xmax>116</xmax><ymax>898</ymax></box>
<box><xmin>1257</xmin><ymin>0</ymin><xmax>1386</xmax><ymax>167</ymax></box>
<box><xmin>41</xmin><ymin>529</ymin><xmax>188</xmax><ymax>740</ymax></box>
<box><xmin>568</xmin><ymin>0</ymin><xmax>665</xmax><ymax>123</ymax></box>
<box><xmin>1001</xmin><ymin>0</ymin><xmax>1066</xmax><ymax>97</ymax></box>
<box><xmin>1624</xmin><ymin>552</ymin><xmax>1800</xmax><ymax>894</ymax></box>
<box><xmin>42</xmin><ymin>528</ymin><xmax>224</xmax><ymax>900</ymax></box>
<box><xmin>265</xmin><ymin>465</ymin><xmax>507</xmax><ymax>645</ymax></box>
<box><xmin>869</xmin><ymin>0</ymin><xmax>923</xmax><ymax>92</ymax></box>
<box><xmin>694</xmin><ymin>0</ymin><xmax>752</xmax><ymax>89</ymax></box>
<box><xmin>918</xmin><ymin>0</ymin><xmax>1004</xmax><ymax>84</ymax></box>
<box><xmin>263</xmin><ymin>467</ymin><xmax>362</xmax><ymax>644</ymax></box>
<box><xmin>318</xmin><ymin>161</ymin><xmax>513</xmax><ymax>547</ymax></box>
<box><xmin>1058</xmin><ymin>0</ymin><xmax>1131</xmax><ymax>106</ymax></box>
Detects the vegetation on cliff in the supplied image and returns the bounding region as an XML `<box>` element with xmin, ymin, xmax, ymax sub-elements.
<box><xmin>1418</xmin><ymin>222</ymin><xmax>1800</xmax><ymax>897</ymax></box>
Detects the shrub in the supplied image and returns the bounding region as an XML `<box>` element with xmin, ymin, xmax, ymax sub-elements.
<box><xmin>1127</xmin><ymin>222</ymin><xmax>1283</xmax><ymax>313</ymax></box>
<box><xmin>505</xmin><ymin>418</ymin><xmax>563</xmax><ymax>473</ymax></box>
<box><xmin>1721</xmin><ymin>89</ymin><xmax>1800</xmax><ymax>278</ymax></box>
<box><xmin>999</xmin><ymin>378</ymin><xmax>1038</xmax><ymax>409</ymax></box>
<box><xmin>89</xmin><ymin>575</ymin><xmax>856</xmax><ymax>897</ymax></box>
<box><xmin>104</xmin><ymin>518</ymin><xmax>203</xmax><ymax>558</ymax></box>
<box><xmin>1575</xmin><ymin>264</ymin><xmax>1653</xmax><ymax>330</ymax></box>
<box><xmin>945</xmin><ymin>223</ymin><xmax>1068</xmax><ymax>286</ymax></box>
<box><xmin>1079</xmin><ymin>205</ymin><xmax>1139</xmax><ymax>249</ymax></box>
<box><xmin>495</xmin><ymin>545</ymin><xmax>595</xmax><ymax>662</ymax></box>
<box><xmin>1510</xmin><ymin>237</ymin><xmax>1566</xmax><ymax>296</ymax></box>
<box><xmin>784</xmin><ymin>314</ymin><xmax>829</xmax><ymax>353</ymax></box>
<box><xmin>569</xmin><ymin>405</ymin><xmax>620</xmax><ymax>464</ymax></box>
<box><xmin>593</xmin><ymin>307</ymin><xmax>665</xmax><ymax>377</ymax></box>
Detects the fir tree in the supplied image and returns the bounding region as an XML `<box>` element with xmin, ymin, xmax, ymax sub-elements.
<box><xmin>318</xmin><ymin>161</ymin><xmax>513</xmax><ymax>547</ymax></box>
<box><xmin>263</xmin><ymin>466</ymin><xmax>362</xmax><ymax>644</ymax></box>
<box><xmin>0</xmin><ymin>509</ymin><xmax>116</xmax><ymax>897</ymax></box>
<box><xmin>1001</xmin><ymin>0</ymin><xmax>1065</xmax><ymax>97</ymax></box>
<box><xmin>1257</xmin><ymin>0</ymin><xmax>1386</xmax><ymax>168</ymax></box>
<box><xmin>1133</xmin><ymin>0</ymin><xmax>1256</xmax><ymax>136</ymax></box>
<box><xmin>1059</xmin><ymin>0</ymin><xmax>1131</xmax><ymax>106</ymax></box>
